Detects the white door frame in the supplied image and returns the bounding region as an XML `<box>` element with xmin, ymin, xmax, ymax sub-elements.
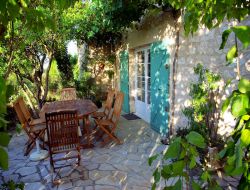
<box><xmin>134</xmin><ymin>46</ymin><xmax>151</xmax><ymax>123</ymax></box>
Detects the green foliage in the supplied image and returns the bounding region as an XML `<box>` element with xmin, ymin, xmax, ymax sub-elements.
<box><xmin>219</xmin><ymin>26</ymin><xmax>250</xmax><ymax>63</ymax></box>
<box><xmin>226</xmin><ymin>45</ymin><xmax>237</xmax><ymax>63</ymax></box>
<box><xmin>55</xmin><ymin>44</ymin><xmax>74</xmax><ymax>87</ymax></box>
<box><xmin>186</xmin><ymin>131</ymin><xmax>206</xmax><ymax>148</ymax></box>
<box><xmin>0</xmin><ymin>0</ymin><xmax>76</xmax><ymax>39</ymax></box>
<box><xmin>0</xmin><ymin>180</ymin><xmax>24</xmax><ymax>190</ymax></box>
<box><xmin>75</xmin><ymin>72</ymin><xmax>93</xmax><ymax>98</ymax></box>
<box><xmin>182</xmin><ymin>64</ymin><xmax>222</xmax><ymax>146</ymax></box>
<box><xmin>165</xmin><ymin>0</ymin><xmax>250</xmax><ymax>65</ymax></box>
<box><xmin>49</xmin><ymin>60</ymin><xmax>62</xmax><ymax>91</ymax></box>
<box><xmin>220</xmin><ymin>26</ymin><xmax>250</xmax><ymax>50</ymax></box>
<box><xmin>220</xmin><ymin>78</ymin><xmax>250</xmax><ymax>189</ymax></box>
<box><xmin>63</xmin><ymin>0</ymin><xmax>151</xmax><ymax>46</ymax></box>
<box><xmin>149</xmin><ymin>131</ymin><xmax>223</xmax><ymax>189</ymax></box>
<box><xmin>0</xmin><ymin>148</ymin><xmax>8</xmax><ymax>170</ymax></box>
<box><xmin>165</xmin><ymin>0</ymin><xmax>249</xmax><ymax>36</ymax></box>
<box><xmin>0</xmin><ymin>76</ymin><xmax>12</xmax><ymax>170</ymax></box>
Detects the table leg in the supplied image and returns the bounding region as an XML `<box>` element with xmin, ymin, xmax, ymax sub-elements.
<box><xmin>85</xmin><ymin>116</ymin><xmax>91</xmax><ymax>146</ymax></box>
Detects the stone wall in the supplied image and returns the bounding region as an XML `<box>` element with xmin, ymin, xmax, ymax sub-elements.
<box><xmin>118</xmin><ymin>12</ymin><xmax>250</xmax><ymax>135</ymax></box>
<box><xmin>120</xmin><ymin>12</ymin><xmax>176</xmax><ymax>114</ymax></box>
<box><xmin>174</xmin><ymin>18</ymin><xmax>250</xmax><ymax>136</ymax></box>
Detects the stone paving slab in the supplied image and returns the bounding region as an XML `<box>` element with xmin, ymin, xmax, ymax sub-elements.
<box><xmin>0</xmin><ymin>117</ymin><xmax>164</xmax><ymax>190</ymax></box>
<box><xmin>0</xmin><ymin>117</ymin><xmax>239</xmax><ymax>189</ymax></box>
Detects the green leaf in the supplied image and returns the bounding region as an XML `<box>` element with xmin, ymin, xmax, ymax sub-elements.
<box><xmin>164</xmin><ymin>137</ymin><xmax>181</xmax><ymax>159</ymax></box>
<box><xmin>201</xmin><ymin>171</ymin><xmax>211</xmax><ymax>182</ymax></box>
<box><xmin>192</xmin><ymin>180</ymin><xmax>201</xmax><ymax>190</ymax></box>
<box><xmin>225</xmin><ymin>78</ymin><xmax>233</xmax><ymax>88</ymax></box>
<box><xmin>20</xmin><ymin>0</ymin><xmax>28</xmax><ymax>7</ymax></box>
<box><xmin>186</xmin><ymin>131</ymin><xmax>206</xmax><ymax>148</ymax></box>
<box><xmin>240</xmin><ymin>129</ymin><xmax>250</xmax><ymax>147</ymax></box>
<box><xmin>231</xmin><ymin>94</ymin><xmax>249</xmax><ymax>117</ymax></box>
<box><xmin>238</xmin><ymin>78</ymin><xmax>250</xmax><ymax>93</ymax></box>
<box><xmin>235</xmin><ymin>144</ymin><xmax>243</xmax><ymax>168</ymax></box>
<box><xmin>162</xmin><ymin>164</ymin><xmax>172</xmax><ymax>179</ymax></box>
<box><xmin>219</xmin><ymin>29</ymin><xmax>232</xmax><ymax>49</ymax></box>
<box><xmin>151</xmin><ymin>182</ymin><xmax>156</xmax><ymax>190</ymax></box>
<box><xmin>242</xmin><ymin>115</ymin><xmax>250</xmax><ymax>121</ymax></box>
<box><xmin>153</xmin><ymin>168</ymin><xmax>161</xmax><ymax>183</ymax></box>
<box><xmin>148</xmin><ymin>154</ymin><xmax>159</xmax><ymax>166</ymax></box>
<box><xmin>227</xmin><ymin>155</ymin><xmax>236</xmax><ymax>165</ymax></box>
<box><xmin>16</xmin><ymin>124</ymin><xmax>22</xmax><ymax>134</ymax></box>
<box><xmin>218</xmin><ymin>141</ymin><xmax>235</xmax><ymax>158</ymax></box>
<box><xmin>0</xmin><ymin>77</ymin><xmax>7</xmax><ymax>115</ymax></box>
<box><xmin>0</xmin><ymin>132</ymin><xmax>10</xmax><ymax>147</ymax></box>
<box><xmin>232</xmin><ymin>26</ymin><xmax>250</xmax><ymax>49</ymax></box>
<box><xmin>224</xmin><ymin>164</ymin><xmax>235</xmax><ymax>175</ymax></box>
<box><xmin>172</xmin><ymin>160</ymin><xmax>185</xmax><ymax>175</ymax></box>
<box><xmin>0</xmin><ymin>147</ymin><xmax>8</xmax><ymax>170</ymax></box>
<box><xmin>226</xmin><ymin>45</ymin><xmax>237</xmax><ymax>63</ymax></box>
<box><xmin>222</xmin><ymin>95</ymin><xmax>232</xmax><ymax>113</ymax></box>
<box><xmin>230</xmin><ymin>166</ymin><xmax>245</xmax><ymax>176</ymax></box>
<box><xmin>189</xmin><ymin>156</ymin><xmax>196</xmax><ymax>169</ymax></box>
<box><xmin>173</xmin><ymin>179</ymin><xmax>182</xmax><ymax>190</ymax></box>
<box><xmin>218</xmin><ymin>148</ymin><xmax>227</xmax><ymax>159</ymax></box>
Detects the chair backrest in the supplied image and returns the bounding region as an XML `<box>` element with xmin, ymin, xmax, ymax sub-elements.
<box><xmin>104</xmin><ymin>90</ymin><xmax>115</xmax><ymax>115</ymax></box>
<box><xmin>110</xmin><ymin>92</ymin><xmax>124</xmax><ymax>125</ymax></box>
<box><xmin>18</xmin><ymin>97</ymin><xmax>32</xmax><ymax>122</ymax></box>
<box><xmin>13</xmin><ymin>98</ymin><xmax>26</xmax><ymax>125</ymax></box>
<box><xmin>45</xmin><ymin>110</ymin><xmax>80</xmax><ymax>152</ymax></box>
<box><xmin>60</xmin><ymin>88</ymin><xmax>77</xmax><ymax>101</ymax></box>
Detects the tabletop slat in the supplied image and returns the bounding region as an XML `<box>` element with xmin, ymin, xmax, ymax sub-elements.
<box><xmin>39</xmin><ymin>99</ymin><xmax>98</xmax><ymax>121</ymax></box>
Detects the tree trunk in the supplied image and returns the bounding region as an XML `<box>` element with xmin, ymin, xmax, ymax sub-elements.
<box><xmin>169</xmin><ymin>12</ymin><xmax>181</xmax><ymax>137</ymax></box>
<box><xmin>40</xmin><ymin>55</ymin><xmax>53</xmax><ymax>107</ymax></box>
<box><xmin>77</xmin><ymin>41</ymin><xmax>88</xmax><ymax>80</ymax></box>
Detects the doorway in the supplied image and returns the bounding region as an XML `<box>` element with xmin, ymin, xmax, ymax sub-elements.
<box><xmin>134</xmin><ymin>47</ymin><xmax>151</xmax><ymax>123</ymax></box>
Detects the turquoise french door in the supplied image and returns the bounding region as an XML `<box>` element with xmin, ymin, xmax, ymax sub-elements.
<box><xmin>120</xmin><ymin>50</ymin><xmax>130</xmax><ymax>113</ymax></box>
<box><xmin>150</xmin><ymin>41</ymin><xmax>170</xmax><ymax>135</ymax></box>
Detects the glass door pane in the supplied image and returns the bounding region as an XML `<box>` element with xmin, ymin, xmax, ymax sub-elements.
<box><xmin>136</xmin><ymin>50</ymin><xmax>146</xmax><ymax>102</ymax></box>
<box><xmin>146</xmin><ymin>49</ymin><xmax>151</xmax><ymax>104</ymax></box>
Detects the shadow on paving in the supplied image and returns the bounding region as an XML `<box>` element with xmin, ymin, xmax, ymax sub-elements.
<box><xmin>0</xmin><ymin>117</ymin><xmax>169</xmax><ymax>190</ymax></box>
<box><xmin>0</xmin><ymin>117</ymin><xmax>239</xmax><ymax>189</ymax></box>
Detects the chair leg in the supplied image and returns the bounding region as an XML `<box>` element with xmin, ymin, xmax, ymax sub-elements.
<box><xmin>94</xmin><ymin>129</ymin><xmax>105</xmax><ymax>141</ymax></box>
<box><xmin>101</xmin><ymin>136</ymin><xmax>112</xmax><ymax>147</ymax></box>
<box><xmin>86</xmin><ymin>120</ymin><xmax>91</xmax><ymax>146</ymax></box>
<box><xmin>98</xmin><ymin>125</ymin><xmax>122</xmax><ymax>145</ymax></box>
<box><xmin>77</xmin><ymin>147</ymin><xmax>81</xmax><ymax>166</ymax></box>
<box><xmin>24</xmin><ymin>140</ymin><xmax>36</xmax><ymax>156</ymax></box>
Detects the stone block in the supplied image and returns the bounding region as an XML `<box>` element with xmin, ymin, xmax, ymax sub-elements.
<box><xmin>21</xmin><ymin>173</ymin><xmax>41</xmax><ymax>183</ymax></box>
<box><xmin>15</xmin><ymin>167</ymin><xmax>37</xmax><ymax>176</ymax></box>
<box><xmin>25</xmin><ymin>182</ymin><xmax>46</xmax><ymax>190</ymax></box>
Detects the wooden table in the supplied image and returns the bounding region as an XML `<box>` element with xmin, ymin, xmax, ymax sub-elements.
<box><xmin>39</xmin><ymin>99</ymin><xmax>98</xmax><ymax>148</ymax></box>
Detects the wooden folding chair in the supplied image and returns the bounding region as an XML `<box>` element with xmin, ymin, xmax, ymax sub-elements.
<box><xmin>13</xmin><ymin>97</ymin><xmax>46</xmax><ymax>156</ymax></box>
<box><xmin>91</xmin><ymin>90</ymin><xmax>115</xmax><ymax>120</ymax></box>
<box><xmin>60</xmin><ymin>88</ymin><xmax>77</xmax><ymax>100</ymax></box>
<box><xmin>45</xmin><ymin>110</ymin><xmax>81</xmax><ymax>174</ymax></box>
<box><xmin>94</xmin><ymin>92</ymin><xmax>124</xmax><ymax>146</ymax></box>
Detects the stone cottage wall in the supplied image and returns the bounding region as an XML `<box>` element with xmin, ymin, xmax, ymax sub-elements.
<box><xmin>120</xmin><ymin>12</ymin><xmax>176</xmax><ymax>114</ymax></box>
<box><xmin>174</xmin><ymin>18</ymin><xmax>250</xmax><ymax>136</ymax></box>
<box><xmin>118</xmin><ymin>12</ymin><xmax>250</xmax><ymax>136</ymax></box>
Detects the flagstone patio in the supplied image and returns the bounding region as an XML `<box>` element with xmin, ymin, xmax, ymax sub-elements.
<box><xmin>0</xmin><ymin>117</ymin><xmax>169</xmax><ymax>190</ymax></box>
<box><xmin>0</xmin><ymin>116</ymin><xmax>240</xmax><ymax>190</ymax></box>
